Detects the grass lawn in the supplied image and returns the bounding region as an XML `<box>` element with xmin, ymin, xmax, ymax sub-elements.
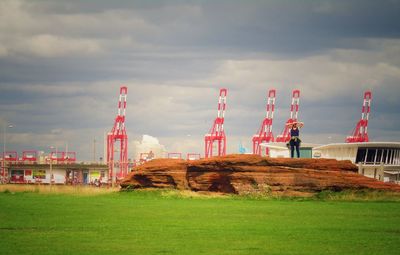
<box><xmin>0</xmin><ymin>188</ymin><xmax>399</xmax><ymax>255</ymax></box>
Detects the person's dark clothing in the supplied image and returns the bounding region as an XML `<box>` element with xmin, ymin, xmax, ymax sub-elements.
<box><xmin>289</xmin><ymin>127</ymin><xmax>301</xmax><ymax>158</ymax></box>
<box><xmin>290</xmin><ymin>128</ymin><xmax>299</xmax><ymax>137</ymax></box>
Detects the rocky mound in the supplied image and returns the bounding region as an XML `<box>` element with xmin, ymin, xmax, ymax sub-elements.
<box><xmin>120</xmin><ymin>154</ymin><xmax>400</xmax><ymax>195</ymax></box>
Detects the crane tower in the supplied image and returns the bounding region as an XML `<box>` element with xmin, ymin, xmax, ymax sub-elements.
<box><xmin>205</xmin><ymin>88</ymin><xmax>227</xmax><ymax>158</ymax></box>
<box><xmin>346</xmin><ymin>91</ymin><xmax>372</xmax><ymax>143</ymax></box>
<box><xmin>276</xmin><ymin>90</ymin><xmax>300</xmax><ymax>143</ymax></box>
<box><xmin>252</xmin><ymin>89</ymin><xmax>276</xmax><ymax>155</ymax></box>
<box><xmin>107</xmin><ymin>86</ymin><xmax>128</xmax><ymax>181</ymax></box>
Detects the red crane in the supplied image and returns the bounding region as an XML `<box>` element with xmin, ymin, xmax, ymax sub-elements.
<box><xmin>205</xmin><ymin>88</ymin><xmax>227</xmax><ymax>158</ymax></box>
<box><xmin>276</xmin><ymin>89</ymin><xmax>300</xmax><ymax>143</ymax></box>
<box><xmin>252</xmin><ymin>89</ymin><xmax>276</xmax><ymax>156</ymax></box>
<box><xmin>346</xmin><ymin>91</ymin><xmax>372</xmax><ymax>143</ymax></box>
<box><xmin>107</xmin><ymin>86</ymin><xmax>128</xmax><ymax>181</ymax></box>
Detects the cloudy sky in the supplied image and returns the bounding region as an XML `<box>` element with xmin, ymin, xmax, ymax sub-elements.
<box><xmin>1</xmin><ymin>0</ymin><xmax>400</xmax><ymax>161</ymax></box>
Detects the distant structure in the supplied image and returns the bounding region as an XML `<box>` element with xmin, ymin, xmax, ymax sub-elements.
<box><xmin>276</xmin><ymin>89</ymin><xmax>300</xmax><ymax>143</ymax></box>
<box><xmin>167</xmin><ymin>152</ymin><xmax>182</xmax><ymax>159</ymax></box>
<box><xmin>3</xmin><ymin>151</ymin><xmax>18</xmax><ymax>162</ymax></box>
<box><xmin>107</xmin><ymin>86</ymin><xmax>128</xmax><ymax>181</ymax></box>
<box><xmin>22</xmin><ymin>151</ymin><xmax>37</xmax><ymax>162</ymax></box>
<box><xmin>49</xmin><ymin>151</ymin><xmax>76</xmax><ymax>164</ymax></box>
<box><xmin>187</xmin><ymin>153</ymin><xmax>201</xmax><ymax>160</ymax></box>
<box><xmin>2</xmin><ymin>150</ymin><xmax>76</xmax><ymax>165</ymax></box>
<box><xmin>205</xmin><ymin>88</ymin><xmax>227</xmax><ymax>158</ymax></box>
<box><xmin>346</xmin><ymin>91</ymin><xmax>372</xmax><ymax>143</ymax></box>
<box><xmin>7</xmin><ymin>162</ymin><xmax>108</xmax><ymax>185</ymax></box>
<box><xmin>239</xmin><ymin>141</ymin><xmax>249</xmax><ymax>154</ymax></box>
<box><xmin>252</xmin><ymin>89</ymin><xmax>276</xmax><ymax>155</ymax></box>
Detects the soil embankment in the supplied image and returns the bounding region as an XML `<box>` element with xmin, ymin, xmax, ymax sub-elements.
<box><xmin>120</xmin><ymin>154</ymin><xmax>400</xmax><ymax>195</ymax></box>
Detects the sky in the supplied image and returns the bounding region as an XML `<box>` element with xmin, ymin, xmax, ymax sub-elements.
<box><xmin>1</xmin><ymin>0</ymin><xmax>400</xmax><ymax>161</ymax></box>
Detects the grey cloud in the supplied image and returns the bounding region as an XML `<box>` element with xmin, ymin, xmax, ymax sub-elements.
<box><xmin>1</xmin><ymin>0</ymin><xmax>400</xmax><ymax>160</ymax></box>
<box><xmin>2</xmin><ymin>0</ymin><xmax>399</xmax><ymax>88</ymax></box>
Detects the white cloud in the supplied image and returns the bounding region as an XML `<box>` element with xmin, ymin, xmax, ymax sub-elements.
<box><xmin>0</xmin><ymin>0</ymin><xmax>157</xmax><ymax>58</ymax></box>
<box><xmin>14</xmin><ymin>34</ymin><xmax>103</xmax><ymax>57</ymax></box>
<box><xmin>131</xmin><ymin>135</ymin><xmax>167</xmax><ymax>160</ymax></box>
<box><xmin>211</xmin><ymin>48</ymin><xmax>400</xmax><ymax>102</ymax></box>
<box><xmin>0</xmin><ymin>0</ymin><xmax>42</xmax><ymax>34</ymax></box>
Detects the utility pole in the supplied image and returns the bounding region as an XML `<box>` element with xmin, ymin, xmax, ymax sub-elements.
<box><xmin>65</xmin><ymin>142</ymin><xmax>68</xmax><ymax>161</ymax></box>
<box><xmin>103</xmin><ymin>131</ymin><xmax>106</xmax><ymax>164</ymax></box>
<box><xmin>2</xmin><ymin>124</ymin><xmax>13</xmax><ymax>182</ymax></box>
<box><xmin>49</xmin><ymin>152</ymin><xmax>53</xmax><ymax>186</ymax></box>
<box><xmin>49</xmin><ymin>146</ymin><xmax>56</xmax><ymax>186</ymax></box>
<box><xmin>2</xmin><ymin>124</ymin><xmax>5</xmax><ymax>181</ymax></box>
<box><xmin>93</xmin><ymin>137</ymin><xmax>96</xmax><ymax>163</ymax></box>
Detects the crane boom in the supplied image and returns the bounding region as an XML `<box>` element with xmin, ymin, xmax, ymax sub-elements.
<box><xmin>205</xmin><ymin>88</ymin><xmax>227</xmax><ymax>158</ymax></box>
<box><xmin>252</xmin><ymin>89</ymin><xmax>276</xmax><ymax>155</ymax></box>
<box><xmin>346</xmin><ymin>91</ymin><xmax>372</xmax><ymax>143</ymax></box>
<box><xmin>276</xmin><ymin>90</ymin><xmax>300</xmax><ymax>143</ymax></box>
<box><xmin>107</xmin><ymin>86</ymin><xmax>128</xmax><ymax>182</ymax></box>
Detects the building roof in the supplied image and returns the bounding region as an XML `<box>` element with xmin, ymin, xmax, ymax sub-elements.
<box><xmin>260</xmin><ymin>142</ymin><xmax>322</xmax><ymax>149</ymax></box>
<box><xmin>314</xmin><ymin>142</ymin><xmax>400</xmax><ymax>150</ymax></box>
<box><xmin>259</xmin><ymin>143</ymin><xmax>287</xmax><ymax>150</ymax></box>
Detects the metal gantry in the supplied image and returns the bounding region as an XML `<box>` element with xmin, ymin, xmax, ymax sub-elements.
<box><xmin>22</xmin><ymin>151</ymin><xmax>37</xmax><ymax>162</ymax></box>
<box><xmin>186</xmin><ymin>153</ymin><xmax>201</xmax><ymax>160</ymax></box>
<box><xmin>252</xmin><ymin>89</ymin><xmax>276</xmax><ymax>155</ymax></box>
<box><xmin>49</xmin><ymin>151</ymin><xmax>76</xmax><ymax>164</ymax></box>
<box><xmin>167</xmin><ymin>152</ymin><xmax>182</xmax><ymax>159</ymax></box>
<box><xmin>346</xmin><ymin>91</ymin><xmax>372</xmax><ymax>143</ymax></box>
<box><xmin>205</xmin><ymin>88</ymin><xmax>227</xmax><ymax>158</ymax></box>
<box><xmin>107</xmin><ymin>86</ymin><xmax>128</xmax><ymax>182</ymax></box>
<box><xmin>276</xmin><ymin>89</ymin><xmax>300</xmax><ymax>143</ymax></box>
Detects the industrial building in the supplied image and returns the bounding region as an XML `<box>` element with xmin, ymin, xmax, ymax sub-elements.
<box><xmin>2</xmin><ymin>160</ymin><xmax>109</xmax><ymax>185</ymax></box>
<box><xmin>261</xmin><ymin>142</ymin><xmax>400</xmax><ymax>184</ymax></box>
<box><xmin>314</xmin><ymin>142</ymin><xmax>400</xmax><ymax>183</ymax></box>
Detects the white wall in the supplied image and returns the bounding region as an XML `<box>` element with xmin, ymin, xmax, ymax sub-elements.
<box><xmin>269</xmin><ymin>148</ymin><xmax>290</xmax><ymax>158</ymax></box>
<box><xmin>313</xmin><ymin>147</ymin><xmax>358</xmax><ymax>162</ymax></box>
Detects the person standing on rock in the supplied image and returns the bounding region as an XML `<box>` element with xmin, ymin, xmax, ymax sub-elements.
<box><xmin>288</xmin><ymin>122</ymin><xmax>303</xmax><ymax>158</ymax></box>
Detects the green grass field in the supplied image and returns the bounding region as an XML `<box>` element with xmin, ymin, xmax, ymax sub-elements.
<box><xmin>1</xmin><ymin>189</ymin><xmax>400</xmax><ymax>255</ymax></box>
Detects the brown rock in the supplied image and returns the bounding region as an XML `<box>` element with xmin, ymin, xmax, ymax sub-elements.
<box><xmin>120</xmin><ymin>154</ymin><xmax>400</xmax><ymax>195</ymax></box>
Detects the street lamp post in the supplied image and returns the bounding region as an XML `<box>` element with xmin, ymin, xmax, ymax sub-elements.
<box><xmin>49</xmin><ymin>146</ymin><xmax>57</xmax><ymax>186</ymax></box>
<box><xmin>49</xmin><ymin>151</ymin><xmax>53</xmax><ymax>186</ymax></box>
<box><xmin>2</xmin><ymin>124</ymin><xmax>13</xmax><ymax>182</ymax></box>
<box><xmin>93</xmin><ymin>137</ymin><xmax>96</xmax><ymax>164</ymax></box>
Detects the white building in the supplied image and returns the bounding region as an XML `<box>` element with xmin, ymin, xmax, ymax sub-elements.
<box><xmin>261</xmin><ymin>142</ymin><xmax>320</xmax><ymax>158</ymax></box>
<box><xmin>262</xmin><ymin>141</ymin><xmax>400</xmax><ymax>184</ymax></box>
<box><xmin>313</xmin><ymin>142</ymin><xmax>400</xmax><ymax>183</ymax></box>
